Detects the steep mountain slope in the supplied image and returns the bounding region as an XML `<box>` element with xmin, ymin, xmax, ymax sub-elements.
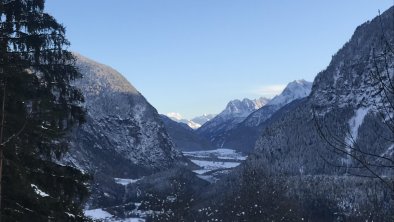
<box><xmin>222</xmin><ymin>80</ymin><xmax>312</xmax><ymax>152</ymax></box>
<box><xmin>250</xmin><ymin>11</ymin><xmax>394</xmax><ymax>177</ymax></box>
<box><xmin>245</xmin><ymin>80</ymin><xmax>312</xmax><ymax>127</ymax></box>
<box><xmin>197</xmin><ymin>97</ymin><xmax>270</xmax><ymax>147</ymax></box>
<box><xmin>200</xmin><ymin>7</ymin><xmax>394</xmax><ymax>220</ymax></box>
<box><xmin>160</xmin><ymin>115</ymin><xmax>215</xmax><ymax>151</ymax></box>
<box><xmin>159</xmin><ymin>8</ymin><xmax>394</xmax><ymax>222</ymax></box>
<box><xmin>62</xmin><ymin>54</ymin><xmax>191</xmax><ymax>207</ymax></box>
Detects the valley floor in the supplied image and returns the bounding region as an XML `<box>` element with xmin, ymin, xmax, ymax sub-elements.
<box><xmin>183</xmin><ymin>148</ymin><xmax>247</xmax><ymax>182</ymax></box>
<box><xmin>84</xmin><ymin>148</ymin><xmax>247</xmax><ymax>221</ymax></box>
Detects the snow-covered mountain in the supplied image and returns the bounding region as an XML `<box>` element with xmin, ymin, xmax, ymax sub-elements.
<box><xmin>62</xmin><ymin>54</ymin><xmax>191</xmax><ymax>207</ymax></box>
<box><xmin>209</xmin><ymin>80</ymin><xmax>312</xmax><ymax>152</ymax></box>
<box><xmin>166</xmin><ymin>112</ymin><xmax>202</xmax><ymax>129</ymax></box>
<box><xmin>207</xmin><ymin>7</ymin><xmax>394</xmax><ymax>220</ymax></box>
<box><xmin>191</xmin><ymin>114</ymin><xmax>216</xmax><ymax>126</ymax></box>
<box><xmin>267</xmin><ymin>80</ymin><xmax>312</xmax><ymax>106</ymax></box>
<box><xmin>197</xmin><ymin>97</ymin><xmax>270</xmax><ymax>147</ymax></box>
<box><xmin>244</xmin><ymin>79</ymin><xmax>312</xmax><ymax>127</ymax></box>
<box><xmin>165</xmin><ymin>8</ymin><xmax>394</xmax><ymax>222</ymax></box>
<box><xmin>219</xmin><ymin>97</ymin><xmax>269</xmax><ymax>118</ymax></box>
<box><xmin>71</xmin><ymin>7</ymin><xmax>394</xmax><ymax>221</ymax></box>
<box><xmin>165</xmin><ymin>112</ymin><xmax>216</xmax><ymax>129</ymax></box>
<box><xmin>160</xmin><ymin>115</ymin><xmax>215</xmax><ymax>151</ymax></box>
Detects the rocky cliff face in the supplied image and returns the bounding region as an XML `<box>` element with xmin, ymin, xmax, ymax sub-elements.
<box><xmin>222</xmin><ymin>80</ymin><xmax>312</xmax><ymax>153</ymax></box>
<box><xmin>237</xmin><ymin>6</ymin><xmax>394</xmax><ymax>218</ymax></box>
<box><xmin>62</xmin><ymin>54</ymin><xmax>191</xmax><ymax>207</ymax></box>
<box><xmin>251</xmin><ymin>9</ymin><xmax>394</xmax><ymax>176</ymax></box>
<box><xmin>245</xmin><ymin>80</ymin><xmax>312</xmax><ymax>127</ymax></box>
<box><xmin>180</xmin><ymin>7</ymin><xmax>394</xmax><ymax>221</ymax></box>
<box><xmin>197</xmin><ymin>97</ymin><xmax>269</xmax><ymax>147</ymax></box>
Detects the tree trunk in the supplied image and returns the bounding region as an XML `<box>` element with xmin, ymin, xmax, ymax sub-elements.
<box><xmin>0</xmin><ymin>82</ymin><xmax>6</xmax><ymax>222</ymax></box>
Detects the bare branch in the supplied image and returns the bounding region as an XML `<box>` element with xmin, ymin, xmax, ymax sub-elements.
<box><xmin>1</xmin><ymin>121</ymin><xmax>27</xmax><ymax>146</ymax></box>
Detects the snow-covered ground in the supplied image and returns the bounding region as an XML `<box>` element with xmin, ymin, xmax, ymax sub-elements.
<box><xmin>85</xmin><ymin>149</ymin><xmax>247</xmax><ymax>221</ymax></box>
<box><xmin>183</xmin><ymin>149</ymin><xmax>247</xmax><ymax>182</ymax></box>
<box><xmin>84</xmin><ymin>208</ymin><xmax>145</xmax><ymax>222</ymax></box>
<box><xmin>183</xmin><ymin>148</ymin><xmax>247</xmax><ymax>161</ymax></box>
<box><xmin>85</xmin><ymin>209</ymin><xmax>113</xmax><ymax>220</ymax></box>
<box><xmin>190</xmin><ymin>159</ymin><xmax>241</xmax><ymax>174</ymax></box>
<box><xmin>114</xmin><ymin>178</ymin><xmax>141</xmax><ymax>186</ymax></box>
<box><xmin>31</xmin><ymin>184</ymin><xmax>49</xmax><ymax>197</ymax></box>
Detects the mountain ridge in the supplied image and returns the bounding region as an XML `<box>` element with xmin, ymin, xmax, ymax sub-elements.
<box><xmin>198</xmin><ymin>80</ymin><xmax>312</xmax><ymax>152</ymax></box>
<box><xmin>62</xmin><ymin>54</ymin><xmax>192</xmax><ymax>208</ymax></box>
<box><xmin>196</xmin><ymin>97</ymin><xmax>270</xmax><ymax>146</ymax></box>
<box><xmin>176</xmin><ymin>8</ymin><xmax>394</xmax><ymax>221</ymax></box>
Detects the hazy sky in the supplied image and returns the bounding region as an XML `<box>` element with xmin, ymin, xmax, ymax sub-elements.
<box><xmin>46</xmin><ymin>0</ymin><xmax>392</xmax><ymax>119</ymax></box>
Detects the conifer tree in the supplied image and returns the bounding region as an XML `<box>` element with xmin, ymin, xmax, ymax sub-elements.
<box><xmin>0</xmin><ymin>0</ymin><xmax>88</xmax><ymax>221</ymax></box>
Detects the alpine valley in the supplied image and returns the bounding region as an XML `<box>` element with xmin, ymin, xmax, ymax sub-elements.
<box><xmin>9</xmin><ymin>4</ymin><xmax>394</xmax><ymax>222</ymax></box>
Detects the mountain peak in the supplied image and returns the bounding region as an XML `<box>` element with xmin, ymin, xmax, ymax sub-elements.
<box><xmin>73</xmin><ymin>53</ymin><xmax>139</xmax><ymax>95</ymax></box>
<box><xmin>165</xmin><ymin>112</ymin><xmax>203</xmax><ymax>129</ymax></box>
<box><xmin>223</xmin><ymin>97</ymin><xmax>270</xmax><ymax>117</ymax></box>
<box><xmin>268</xmin><ymin>80</ymin><xmax>312</xmax><ymax>106</ymax></box>
<box><xmin>197</xmin><ymin>96</ymin><xmax>270</xmax><ymax>146</ymax></box>
<box><xmin>290</xmin><ymin>79</ymin><xmax>310</xmax><ymax>86</ymax></box>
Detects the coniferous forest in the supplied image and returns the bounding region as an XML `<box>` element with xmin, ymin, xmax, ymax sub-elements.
<box><xmin>1</xmin><ymin>1</ymin><xmax>88</xmax><ymax>221</ymax></box>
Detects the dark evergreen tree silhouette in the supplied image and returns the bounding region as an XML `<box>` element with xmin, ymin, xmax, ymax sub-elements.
<box><xmin>0</xmin><ymin>0</ymin><xmax>88</xmax><ymax>221</ymax></box>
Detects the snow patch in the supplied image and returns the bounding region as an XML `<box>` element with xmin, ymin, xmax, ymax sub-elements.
<box><xmin>119</xmin><ymin>219</ymin><xmax>146</xmax><ymax>222</ymax></box>
<box><xmin>190</xmin><ymin>159</ymin><xmax>241</xmax><ymax>174</ymax></box>
<box><xmin>114</xmin><ymin>178</ymin><xmax>141</xmax><ymax>186</ymax></box>
<box><xmin>346</xmin><ymin>107</ymin><xmax>370</xmax><ymax>146</ymax></box>
<box><xmin>343</xmin><ymin>107</ymin><xmax>370</xmax><ymax>165</ymax></box>
<box><xmin>382</xmin><ymin>144</ymin><xmax>394</xmax><ymax>157</ymax></box>
<box><xmin>31</xmin><ymin>184</ymin><xmax>49</xmax><ymax>197</ymax></box>
<box><xmin>65</xmin><ymin>212</ymin><xmax>75</xmax><ymax>218</ymax></box>
<box><xmin>183</xmin><ymin>149</ymin><xmax>247</xmax><ymax>161</ymax></box>
<box><xmin>84</xmin><ymin>208</ymin><xmax>113</xmax><ymax>220</ymax></box>
<box><xmin>184</xmin><ymin>149</ymin><xmax>247</xmax><ymax>178</ymax></box>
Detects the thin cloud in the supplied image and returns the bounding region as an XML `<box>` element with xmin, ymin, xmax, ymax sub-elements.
<box><xmin>166</xmin><ymin>112</ymin><xmax>183</xmax><ymax>121</ymax></box>
<box><xmin>255</xmin><ymin>84</ymin><xmax>286</xmax><ymax>98</ymax></box>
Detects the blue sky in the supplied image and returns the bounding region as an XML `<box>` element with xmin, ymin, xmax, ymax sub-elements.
<box><xmin>46</xmin><ymin>0</ymin><xmax>392</xmax><ymax>119</ymax></box>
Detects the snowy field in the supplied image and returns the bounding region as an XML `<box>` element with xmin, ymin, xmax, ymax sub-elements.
<box><xmin>183</xmin><ymin>148</ymin><xmax>247</xmax><ymax>161</ymax></box>
<box><xmin>190</xmin><ymin>159</ymin><xmax>241</xmax><ymax>174</ymax></box>
<box><xmin>114</xmin><ymin>178</ymin><xmax>141</xmax><ymax>186</ymax></box>
<box><xmin>85</xmin><ymin>178</ymin><xmax>146</xmax><ymax>221</ymax></box>
<box><xmin>84</xmin><ymin>149</ymin><xmax>247</xmax><ymax>221</ymax></box>
<box><xmin>84</xmin><ymin>208</ymin><xmax>145</xmax><ymax>222</ymax></box>
<box><xmin>183</xmin><ymin>149</ymin><xmax>247</xmax><ymax>182</ymax></box>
